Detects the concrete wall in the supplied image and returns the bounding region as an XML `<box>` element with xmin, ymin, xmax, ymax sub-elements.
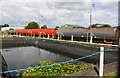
<box><xmin>1</xmin><ymin>38</ymin><xmax>118</xmax><ymax>63</ymax></box>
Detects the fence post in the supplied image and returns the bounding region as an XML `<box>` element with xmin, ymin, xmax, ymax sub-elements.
<box><xmin>99</xmin><ymin>47</ymin><xmax>104</xmax><ymax>77</ymax></box>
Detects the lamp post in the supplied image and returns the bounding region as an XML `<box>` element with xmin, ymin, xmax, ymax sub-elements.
<box><xmin>89</xmin><ymin>3</ymin><xmax>95</xmax><ymax>44</ymax></box>
<box><xmin>39</xmin><ymin>16</ymin><xmax>43</xmax><ymax>29</ymax></box>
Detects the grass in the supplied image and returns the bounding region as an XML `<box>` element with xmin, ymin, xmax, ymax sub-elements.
<box><xmin>104</xmin><ymin>72</ymin><xmax>118</xmax><ymax>78</ymax></box>
<box><xmin>0</xmin><ymin>35</ymin><xmax>13</xmax><ymax>38</ymax></box>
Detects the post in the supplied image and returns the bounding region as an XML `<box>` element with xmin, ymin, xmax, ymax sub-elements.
<box><xmin>34</xmin><ymin>34</ymin><xmax>35</xmax><ymax>38</ymax></box>
<box><xmin>99</xmin><ymin>47</ymin><xmax>104</xmax><ymax>77</ymax></box>
<box><xmin>39</xmin><ymin>32</ymin><xmax>41</xmax><ymax>38</ymax></box>
<box><xmin>71</xmin><ymin>35</ymin><xmax>73</xmax><ymax>41</ymax></box>
<box><xmin>16</xmin><ymin>32</ymin><xmax>17</xmax><ymax>37</ymax></box>
<box><xmin>43</xmin><ymin>34</ymin><xmax>44</xmax><ymax>38</ymax></box>
<box><xmin>89</xmin><ymin>4</ymin><xmax>95</xmax><ymax>44</ymax></box>
<box><xmin>48</xmin><ymin>34</ymin><xmax>49</xmax><ymax>39</ymax></box>
<box><xmin>52</xmin><ymin>34</ymin><xmax>54</xmax><ymax>39</ymax></box>
<box><xmin>90</xmin><ymin>32</ymin><xmax>93</xmax><ymax>44</ymax></box>
<box><xmin>118</xmin><ymin>37</ymin><xmax>120</xmax><ymax>48</ymax></box>
<box><xmin>60</xmin><ymin>34</ymin><xmax>62</xmax><ymax>40</ymax></box>
<box><xmin>31</xmin><ymin>32</ymin><xmax>32</xmax><ymax>37</ymax></box>
<box><xmin>58</xmin><ymin>32</ymin><xmax>59</xmax><ymax>40</ymax></box>
<box><xmin>19</xmin><ymin>33</ymin><xmax>20</xmax><ymax>37</ymax></box>
<box><xmin>86</xmin><ymin>31</ymin><xmax>88</xmax><ymax>42</ymax></box>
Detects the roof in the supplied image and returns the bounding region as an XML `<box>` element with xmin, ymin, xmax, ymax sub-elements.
<box><xmin>60</xmin><ymin>24</ymin><xmax>84</xmax><ymax>28</ymax></box>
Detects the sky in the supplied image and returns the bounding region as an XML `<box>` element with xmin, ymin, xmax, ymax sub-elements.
<box><xmin>0</xmin><ymin>0</ymin><xmax>119</xmax><ymax>28</ymax></box>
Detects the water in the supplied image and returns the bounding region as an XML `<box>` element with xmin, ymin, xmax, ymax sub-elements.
<box><xmin>1</xmin><ymin>46</ymin><xmax>72</xmax><ymax>71</ymax></box>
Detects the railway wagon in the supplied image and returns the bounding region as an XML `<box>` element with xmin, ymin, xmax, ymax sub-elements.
<box><xmin>57</xmin><ymin>27</ymin><xmax>119</xmax><ymax>44</ymax></box>
<box><xmin>15</xmin><ymin>27</ymin><xmax>119</xmax><ymax>44</ymax></box>
<box><xmin>16</xmin><ymin>29</ymin><xmax>57</xmax><ymax>36</ymax></box>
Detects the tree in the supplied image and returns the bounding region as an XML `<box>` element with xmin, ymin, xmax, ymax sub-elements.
<box><xmin>0</xmin><ymin>24</ymin><xmax>9</xmax><ymax>27</ymax></box>
<box><xmin>25</xmin><ymin>21</ymin><xmax>40</xmax><ymax>29</ymax></box>
<box><xmin>55</xmin><ymin>26</ymin><xmax>59</xmax><ymax>29</ymax></box>
<box><xmin>0</xmin><ymin>25</ymin><xmax>3</xmax><ymax>30</ymax></box>
<box><xmin>41</xmin><ymin>25</ymin><xmax>47</xmax><ymax>29</ymax></box>
<box><xmin>89</xmin><ymin>24</ymin><xmax>111</xmax><ymax>28</ymax></box>
<box><xmin>102</xmin><ymin>24</ymin><xmax>111</xmax><ymax>27</ymax></box>
<box><xmin>4</xmin><ymin>24</ymin><xmax>9</xmax><ymax>27</ymax></box>
<box><xmin>0</xmin><ymin>25</ymin><xmax>3</xmax><ymax>27</ymax></box>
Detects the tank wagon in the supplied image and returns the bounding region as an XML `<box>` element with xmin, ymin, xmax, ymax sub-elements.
<box><xmin>14</xmin><ymin>27</ymin><xmax>119</xmax><ymax>44</ymax></box>
<box><xmin>16</xmin><ymin>29</ymin><xmax>57</xmax><ymax>37</ymax></box>
<box><xmin>57</xmin><ymin>27</ymin><xmax>119</xmax><ymax>44</ymax></box>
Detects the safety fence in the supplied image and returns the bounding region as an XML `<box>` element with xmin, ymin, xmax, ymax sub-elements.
<box><xmin>0</xmin><ymin>49</ymin><xmax>118</xmax><ymax>74</ymax></box>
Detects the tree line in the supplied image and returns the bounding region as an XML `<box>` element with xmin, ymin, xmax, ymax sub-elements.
<box><xmin>24</xmin><ymin>21</ymin><xmax>112</xmax><ymax>29</ymax></box>
<box><xmin>0</xmin><ymin>24</ymin><xmax>9</xmax><ymax>27</ymax></box>
<box><xmin>0</xmin><ymin>21</ymin><xmax>112</xmax><ymax>30</ymax></box>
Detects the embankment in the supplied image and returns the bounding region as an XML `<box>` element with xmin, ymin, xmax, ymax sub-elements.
<box><xmin>0</xmin><ymin>38</ymin><xmax>118</xmax><ymax>63</ymax></box>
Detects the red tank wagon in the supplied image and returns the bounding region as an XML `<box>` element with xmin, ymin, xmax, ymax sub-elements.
<box><xmin>16</xmin><ymin>29</ymin><xmax>57</xmax><ymax>36</ymax></box>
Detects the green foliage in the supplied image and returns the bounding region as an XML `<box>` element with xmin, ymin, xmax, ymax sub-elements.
<box><xmin>55</xmin><ymin>26</ymin><xmax>59</xmax><ymax>29</ymax></box>
<box><xmin>4</xmin><ymin>24</ymin><xmax>9</xmax><ymax>27</ymax></box>
<box><xmin>103</xmin><ymin>24</ymin><xmax>112</xmax><ymax>27</ymax></box>
<box><xmin>18</xmin><ymin>61</ymin><xmax>95</xmax><ymax>77</ymax></box>
<box><xmin>9</xmin><ymin>28</ymin><xmax>14</xmax><ymax>30</ymax></box>
<box><xmin>41</xmin><ymin>25</ymin><xmax>47</xmax><ymax>29</ymax></box>
<box><xmin>89</xmin><ymin>24</ymin><xmax>111</xmax><ymax>28</ymax></box>
<box><xmin>0</xmin><ymin>35</ymin><xmax>13</xmax><ymax>38</ymax></box>
<box><xmin>25</xmin><ymin>21</ymin><xmax>40</xmax><ymax>29</ymax></box>
<box><xmin>0</xmin><ymin>24</ymin><xmax>9</xmax><ymax>27</ymax></box>
<box><xmin>0</xmin><ymin>25</ymin><xmax>3</xmax><ymax>29</ymax></box>
<box><xmin>0</xmin><ymin>25</ymin><xmax>3</xmax><ymax>27</ymax></box>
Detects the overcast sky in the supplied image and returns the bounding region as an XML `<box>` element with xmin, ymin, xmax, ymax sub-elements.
<box><xmin>0</xmin><ymin>0</ymin><xmax>119</xmax><ymax>28</ymax></box>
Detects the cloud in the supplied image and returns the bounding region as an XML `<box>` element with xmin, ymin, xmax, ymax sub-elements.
<box><xmin>95</xmin><ymin>0</ymin><xmax>119</xmax><ymax>2</ymax></box>
<box><xmin>0</xmin><ymin>1</ymin><xmax>118</xmax><ymax>27</ymax></box>
<box><xmin>54</xmin><ymin>2</ymin><xmax>91</xmax><ymax>10</ymax></box>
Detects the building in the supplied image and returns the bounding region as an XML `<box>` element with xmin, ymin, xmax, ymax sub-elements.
<box><xmin>1</xmin><ymin>26</ymin><xmax>24</xmax><ymax>31</ymax></box>
<box><xmin>60</xmin><ymin>24</ymin><xmax>84</xmax><ymax>28</ymax></box>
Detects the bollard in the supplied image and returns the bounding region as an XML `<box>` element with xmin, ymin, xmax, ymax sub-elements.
<box><xmin>99</xmin><ymin>47</ymin><xmax>104</xmax><ymax>77</ymax></box>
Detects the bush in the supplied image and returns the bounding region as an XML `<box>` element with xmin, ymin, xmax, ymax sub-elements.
<box><xmin>17</xmin><ymin>61</ymin><xmax>96</xmax><ymax>77</ymax></box>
